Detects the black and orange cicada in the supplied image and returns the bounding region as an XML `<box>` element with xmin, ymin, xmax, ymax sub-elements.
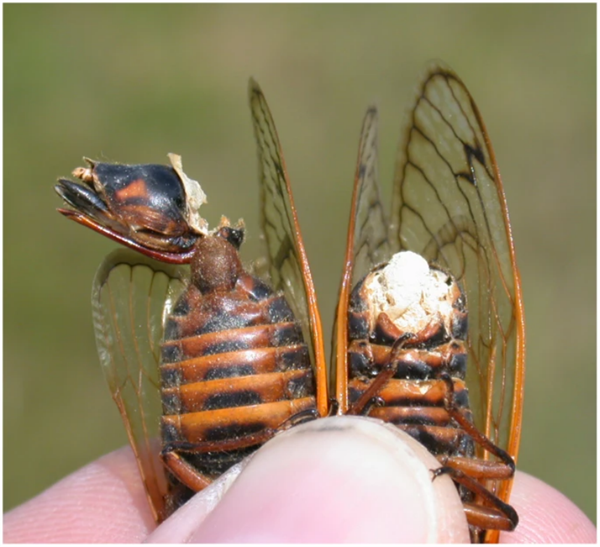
<box><xmin>55</xmin><ymin>61</ymin><xmax>524</xmax><ymax>542</ymax></box>
<box><xmin>333</xmin><ymin>62</ymin><xmax>525</xmax><ymax>542</ymax></box>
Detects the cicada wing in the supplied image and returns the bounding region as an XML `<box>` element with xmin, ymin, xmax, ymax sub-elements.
<box><xmin>390</xmin><ymin>63</ymin><xmax>525</xmax><ymax>509</ymax></box>
<box><xmin>92</xmin><ymin>249</ymin><xmax>188</xmax><ymax>522</ymax></box>
<box><xmin>334</xmin><ymin>107</ymin><xmax>391</xmax><ymax>411</ymax></box>
<box><xmin>248</xmin><ymin>79</ymin><xmax>328</xmax><ymax>415</ymax></box>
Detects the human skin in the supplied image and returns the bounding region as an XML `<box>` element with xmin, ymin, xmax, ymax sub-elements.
<box><xmin>4</xmin><ymin>417</ymin><xmax>596</xmax><ymax>543</ymax></box>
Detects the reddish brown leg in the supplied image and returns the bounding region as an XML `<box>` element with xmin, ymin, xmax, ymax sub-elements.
<box><xmin>435</xmin><ymin>373</ymin><xmax>518</xmax><ymax>532</ymax></box>
<box><xmin>161</xmin><ymin>451</ymin><xmax>213</xmax><ymax>492</ymax></box>
<box><xmin>327</xmin><ymin>398</ymin><xmax>340</xmax><ymax>416</ymax></box>
<box><xmin>348</xmin><ymin>334</ymin><xmax>413</xmax><ymax>415</ymax></box>
<box><xmin>359</xmin><ymin>395</ymin><xmax>385</xmax><ymax>416</ymax></box>
<box><xmin>440</xmin><ymin>372</ymin><xmax>515</xmax><ymax>471</ymax></box>
<box><xmin>161</xmin><ymin>428</ymin><xmax>281</xmax><ymax>494</ymax></box>
<box><xmin>282</xmin><ymin>407</ymin><xmax>320</xmax><ymax>426</ymax></box>
<box><xmin>440</xmin><ymin>456</ymin><xmax>514</xmax><ymax>480</ymax></box>
<box><xmin>433</xmin><ymin>466</ymin><xmax>518</xmax><ymax>531</ymax></box>
<box><xmin>347</xmin><ymin>372</ymin><xmax>393</xmax><ymax>416</ymax></box>
<box><xmin>463</xmin><ymin>502</ymin><xmax>516</xmax><ymax>532</ymax></box>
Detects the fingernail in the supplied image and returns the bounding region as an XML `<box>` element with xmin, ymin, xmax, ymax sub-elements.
<box><xmin>189</xmin><ymin>416</ymin><xmax>468</xmax><ymax>543</ymax></box>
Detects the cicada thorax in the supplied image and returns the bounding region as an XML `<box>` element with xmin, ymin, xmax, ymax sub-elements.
<box><xmin>346</xmin><ymin>251</ymin><xmax>478</xmax><ymax>491</ymax></box>
<box><xmin>159</xmin><ymin>230</ymin><xmax>317</xmax><ymax>513</ymax></box>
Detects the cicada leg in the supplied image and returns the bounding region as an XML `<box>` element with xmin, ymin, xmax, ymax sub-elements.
<box><xmin>347</xmin><ymin>334</ymin><xmax>414</xmax><ymax>415</ymax></box>
<box><xmin>432</xmin><ymin>465</ymin><xmax>518</xmax><ymax>531</ymax></box>
<box><xmin>439</xmin><ymin>372</ymin><xmax>516</xmax><ymax>471</ymax></box>
<box><xmin>435</xmin><ymin>372</ymin><xmax>518</xmax><ymax>531</ymax></box>
<box><xmin>160</xmin><ymin>451</ymin><xmax>213</xmax><ymax>492</ymax></box>
<box><xmin>328</xmin><ymin>398</ymin><xmax>341</xmax><ymax>416</ymax></box>
<box><xmin>346</xmin><ymin>362</ymin><xmax>394</xmax><ymax>416</ymax></box>
<box><xmin>283</xmin><ymin>407</ymin><xmax>320</xmax><ymax>427</ymax></box>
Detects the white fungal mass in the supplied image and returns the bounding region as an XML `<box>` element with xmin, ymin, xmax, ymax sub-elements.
<box><xmin>363</xmin><ymin>251</ymin><xmax>454</xmax><ymax>334</ymax></box>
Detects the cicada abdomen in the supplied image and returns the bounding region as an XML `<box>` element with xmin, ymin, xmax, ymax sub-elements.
<box><xmin>335</xmin><ymin>64</ymin><xmax>524</xmax><ymax>543</ymax></box>
<box><xmin>158</xmin><ymin>226</ymin><xmax>318</xmax><ymax>514</ymax></box>
<box><xmin>347</xmin><ymin>253</ymin><xmax>472</xmax><ymax>451</ymax></box>
<box><xmin>56</xmin><ymin>89</ymin><xmax>328</xmax><ymax>520</ymax></box>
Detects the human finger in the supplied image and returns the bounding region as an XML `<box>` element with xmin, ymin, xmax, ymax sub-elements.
<box><xmin>500</xmin><ymin>471</ymin><xmax>596</xmax><ymax>544</ymax></box>
<box><xmin>151</xmin><ymin>416</ymin><xmax>470</xmax><ymax>543</ymax></box>
<box><xmin>3</xmin><ymin>446</ymin><xmax>153</xmax><ymax>543</ymax></box>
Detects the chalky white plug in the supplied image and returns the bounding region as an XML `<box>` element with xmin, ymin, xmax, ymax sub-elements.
<box><xmin>364</xmin><ymin>251</ymin><xmax>455</xmax><ymax>333</ymax></box>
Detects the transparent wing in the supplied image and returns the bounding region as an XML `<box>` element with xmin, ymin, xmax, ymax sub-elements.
<box><xmin>92</xmin><ymin>249</ymin><xmax>188</xmax><ymax>522</ymax></box>
<box><xmin>248</xmin><ymin>79</ymin><xmax>328</xmax><ymax>414</ymax></box>
<box><xmin>390</xmin><ymin>62</ymin><xmax>525</xmax><ymax>499</ymax></box>
<box><xmin>347</xmin><ymin>107</ymin><xmax>391</xmax><ymax>287</ymax></box>
<box><xmin>334</xmin><ymin>107</ymin><xmax>390</xmax><ymax>410</ymax></box>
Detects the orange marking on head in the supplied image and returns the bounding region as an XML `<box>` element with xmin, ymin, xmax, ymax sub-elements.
<box><xmin>115</xmin><ymin>178</ymin><xmax>150</xmax><ymax>202</ymax></box>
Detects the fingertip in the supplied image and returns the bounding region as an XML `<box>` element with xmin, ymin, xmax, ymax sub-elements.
<box><xmin>501</xmin><ymin>471</ymin><xmax>596</xmax><ymax>544</ymax></box>
<box><xmin>4</xmin><ymin>447</ymin><xmax>153</xmax><ymax>543</ymax></box>
<box><xmin>180</xmin><ymin>416</ymin><xmax>469</xmax><ymax>543</ymax></box>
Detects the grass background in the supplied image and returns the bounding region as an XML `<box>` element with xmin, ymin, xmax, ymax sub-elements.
<box><xmin>4</xmin><ymin>4</ymin><xmax>595</xmax><ymax>524</ymax></box>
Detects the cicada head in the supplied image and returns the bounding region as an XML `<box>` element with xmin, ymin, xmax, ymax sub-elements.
<box><xmin>55</xmin><ymin>153</ymin><xmax>208</xmax><ymax>263</ymax></box>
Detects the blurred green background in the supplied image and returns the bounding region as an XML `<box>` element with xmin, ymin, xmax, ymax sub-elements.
<box><xmin>5</xmin><ymin>4</ymin><xmax>595</xmax><ymax>523</ymax></box>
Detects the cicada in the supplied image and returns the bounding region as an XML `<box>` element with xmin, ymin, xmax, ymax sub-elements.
<box><xmin>333</xmin><ymin>62</ymin><xmax>525</xmax><ymax>542</ymax></box>
<box><xmin>55</xmin><ymin>62</ymin><xmax>524</xmax><ymax>542</ymax></box>
<box><xmin>54</xmin><ymin>92</ymin><xmax>329</xmax><ymax>521</ymax></box>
